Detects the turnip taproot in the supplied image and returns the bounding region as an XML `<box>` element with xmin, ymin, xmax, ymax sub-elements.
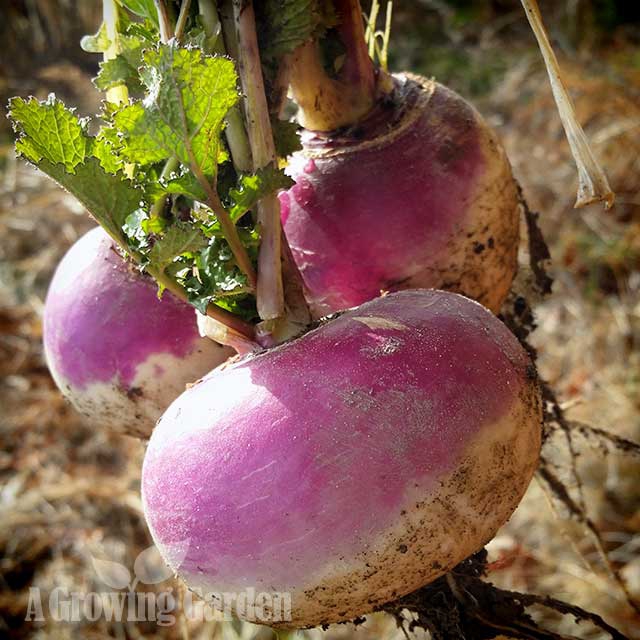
<box><xmin>279</xmin><ymin>2</ymin><xmax>521</xmax><ymax>318</ymax></box>
<box><xmin>43</xmin><ymin>227</ymin><xmax>233</xmax><ymax>438</ymax></box>
<box><xmin>142</xmin><ymin>289</ymin><xmax>542</xmax><ymax>627</ymax></box>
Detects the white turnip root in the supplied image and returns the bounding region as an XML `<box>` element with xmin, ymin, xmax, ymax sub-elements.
<box><xmin>281</xmin><ymin>73</ymin><xmax>520</xmax><ymax>318</ymax></box>
<box><xmin>142</xmin><ymin>289</ymin><xmax>542</xmax><ymax>627</ymax></box>
<box><xmin>43</xmin><ymin>227</ymin><xmax>234</xmax><ymax>438</ymax></box>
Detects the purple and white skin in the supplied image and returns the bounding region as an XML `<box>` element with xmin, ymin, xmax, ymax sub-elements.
<box><xmin>142</xmin><ymin>290</ymin><xmax>542</xmax><ymax>627</ymax></box>
<box><xmin>280</xmin><ymin>74</ymin><xmax>520</xmax><ymax>318</ymax></box>
<box><xmin>43</xmin><ymin>227</ymin><xmax>233</xmax><ymax>439</ymax></box>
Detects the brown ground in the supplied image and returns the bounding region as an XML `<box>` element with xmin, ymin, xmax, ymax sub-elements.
<box><xmin>0</xmin><ymin>3</ymin><xmax>639</xmax><ymax>639</ymax></box>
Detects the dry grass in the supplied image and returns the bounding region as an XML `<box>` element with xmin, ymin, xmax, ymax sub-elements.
<box><xmin>0</xmin><ymin>18</ymin><xmax>639</xmax><ymax>640</ymax></box>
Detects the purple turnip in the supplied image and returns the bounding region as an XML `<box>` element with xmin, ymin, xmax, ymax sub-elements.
<box><xmin>281</xmin><ymin>74</ymin><xmax>519</xmax><ymax>317</ymax></box>
<box><xmin>279</xmin><ymin>2</ymin><xmax>520</xmax><ymax>317</ymax></box>
<box><xmin>43</xmin><ymin>227</ymin><xmax>233</xmax><ymax>438</ymax></box>
<box><xmin>142</xmin><ymin>289</ymin><xmax>541</xmax><ymax>627</ymax></box>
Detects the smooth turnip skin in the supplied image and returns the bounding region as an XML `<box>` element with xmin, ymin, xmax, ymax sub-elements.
<box><xmin>43</xmin><ymin>227</ymin><xmax>233</xmax><ymax>438</ymax></box>
<box><xmin>142</xmin><ymin>290</ymin><xmax>541</xmax><ymax>627</ymax></box>
<box><xmin>280</xmin><ymin>74</ymin><xmax>520</xmax><ymax>317</ymax></box>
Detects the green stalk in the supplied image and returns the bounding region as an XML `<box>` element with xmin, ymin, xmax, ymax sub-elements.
<box><xmin>365</xmin><ymin>0</ymin><xmax>380</xmax><ymax>59</ymax></box>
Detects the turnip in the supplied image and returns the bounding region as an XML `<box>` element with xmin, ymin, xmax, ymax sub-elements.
<box><xmin>279</xmin><ymin>1</ymin><xmax>520</xmax><ymax>317</ymax></box>
<box><xmin>142</xmin><ymin>289</ymin><xmax>542</xmax><ymax>627</ymax></box>
<box><xmin>280</xmin><ymin>73</ymin><xmax>520</xmax><ymax>316</ymax></box>
<box><xmin>43</xmin><ymin>227</ymin><xmax>234</xmax><ymax>438</ymax></box>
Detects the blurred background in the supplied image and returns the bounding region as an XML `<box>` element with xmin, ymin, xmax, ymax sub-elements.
<box><xmin>0</xmin><ymin>0</ymin><xmax>639</xmax><ymax>638</ymax></box>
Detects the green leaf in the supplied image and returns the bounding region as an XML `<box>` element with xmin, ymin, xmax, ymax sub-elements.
<box><xmin>93</xmin><ymin>128</ymin><xmax>126</xmax><ymax>174</ymax></box>
<box><xmin>117</xmin><ymin>0</ymin><xmax>158</xmax><ymax>26</ymax></box>
<box><xmin>148</xmin><ymin>223</ymin><xmax>209</xmax><ymax>272</ymax></box>
<box><xmin>142</xmin><ymin>215</ymin><xmax>169</xmax><ymax>234</ymax></box>
<box><xmin>39</xmin><ymin>157</ymin><xmax>141</xmax><ymax>242</ymax></box>
<box><xmin>184</xmin><ymin>23</ymin><xmax>208</xmax><ymax>51</ymax></box>
<box><xmin>94</xmin><ymin>27</ymin><xmax>151</xmax><ymax>96</ymax></box>
<box><xmin>95</xmin><ymin>55</ymin><xmax>143</xmax><ymax>94</ymax></box>
<box><xmin>183</xmin><ymin>241</ymin><xmax>251</xmax><ymax>314</ymax></box>
<box><xmin>227</xmin><ymin>166</ymin><xmax>294</xmax><ymax>221</ymax></box>
<box><xmin>272</xmin><ymin>119</ymin><xmax>302</xmax><ymax>157</ymax></box>
<box><xmin>8</xmin><ymin>96</ymin><xmax>89</xmax><ymax>172</ymax></box>
<box><xmin>9</xmin><ymin>96</ymin><xmax>141</xmax><ymax>241</ymax></box>
<box><xmin>81</xmin><ymin>21</ymin><xmax>111</xmax><ymax>53</ymax></box>
<box><xmin>164</xmin><ymin>172</ymin><xmax>208</xmax><ymax>202</ymax></box>
<box><xmin>113</xmin><ymin>44</ymin><xmax>239</xmax><ymax>175</ymax></box>
<box><xmin>112</xmin><ymin>102</ymin><xmax>168</xmax><ymax>165</ymax></box>
<box><xmin>123</xmin><ymin>209</ymin><xmax>149</xmax><ymax>244</ymax></box>
<box><xmin>124</xmin><ymin>19</ymin><xmax>158</xmax><ymax>44</ymax></box>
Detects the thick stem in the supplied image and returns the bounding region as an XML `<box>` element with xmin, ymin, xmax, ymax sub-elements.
<box><xmin>232</xmin><ymin>0</ymin><xmax>284</xmax><ymax>321</ymax></box>
<box><xmin>520</xmin><ymin>0</ymin><xmax>614</xmax><ymax>209</ymax></box>
<box><xmin>197</xmin><ymin>313</ymin><xmax>259</xmax><ymax>354</ymax></box>
<box><xmin>218</xmin><ymin>0</ymin><xmax>239</xmax><ymax>61</ymax></box>
<box><xmin>333</xmin><ymin>0</ymin><xmax>376</xmax><ymax>93</ymax></box>
<box><xmin>288</xmin><ymin>0</ymin><xmax>378</xmax><ymax>131</ymax></box>
<box><xmin>199</xmin><ymin>0</ymin><xmax>253</xmax><ymax>172</ymax></box>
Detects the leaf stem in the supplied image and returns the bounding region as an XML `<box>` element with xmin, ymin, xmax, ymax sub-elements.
<box><xmin>232</xmin><ymin>0</ymin><xmax>284</xmax><ymax>321</ymax></box>
<box><xmin>154</xmin><ymin>0</ymin><xmax>175</xmax><ymax>42</ymax></box>
<box><xmin>174</xmin><ymin>0</ymin><xmax>192</xmax><ymax>41</ymax></box>
<box><xmin>187</xmin><ymin>149</ymin><xmax>258</xmax><ymax>289</ymax></box>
